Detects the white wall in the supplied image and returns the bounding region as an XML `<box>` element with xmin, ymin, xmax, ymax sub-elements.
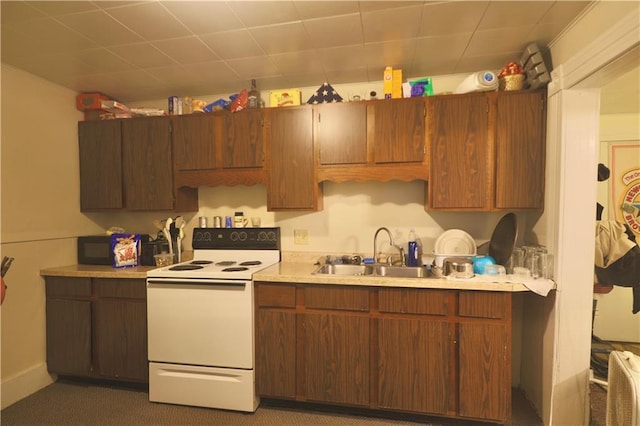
<box><xmin>0</xmin><ymin>64</ymin><xmax>107</xmax><ymax>408</ymax></box>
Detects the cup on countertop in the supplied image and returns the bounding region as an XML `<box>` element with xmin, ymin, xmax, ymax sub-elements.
<box><xmin>234</xmin><ymin>212</ymin><xmax>248</xmax><ymax>228</ymax></box>
<box><xmin>251</xmin><ymin>217</ymin><xmax>261</xmax><ymax>227</ymax></box>
<box><xmin>213</xmin><ymin>216</ymin><xmax>222</xmax><ymax>228</ymax></box>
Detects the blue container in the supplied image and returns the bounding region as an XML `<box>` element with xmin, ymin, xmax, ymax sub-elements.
<box><xmin>473</xmin><ymin>255</ymin><xmax>496</xmax><ymax>274</ymax></box>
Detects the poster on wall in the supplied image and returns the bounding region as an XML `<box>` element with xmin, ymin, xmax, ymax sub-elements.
<box><xmin>610</xmin><ymin>143</ymin><xmax>640</xmax><ymax>238</ymax></box>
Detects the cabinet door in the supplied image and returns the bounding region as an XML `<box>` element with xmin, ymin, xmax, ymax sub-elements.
<box><xmin>172</xmin><ymin>114</ymin><xmax>216</xmax><ymax>171</ymax></box>
<box><xmin>458</xmin><ymin>322</ymin><xmax>510</xmax><ymax>422</ymax></box>
<box><xmin>256</xmin><ymin>309</ymin><xmax>297</xmax><ymax>398</ymax></box>
<box><xmin>495</xmin><ymin>91</ymin><xmax>546</xmax><ymax>209</ymax></box>
<box><xmin>371</xmin><ymin>98</ymin><xmax>425</xmax><ymax>163</ymax></box>
<box><xmin>94</xmin><ymin>298</ymin><xmax>148</xmax><ymax>381</ymax></box>
<box><xmin>377</xmin><ymin>318</ymin><xmax>450</xmax><ymax>414</ymax></box>
<box><xmin>121</xmin><ymin>117</ymin><xmax>174</xmax><ymax>210</ymax></box>
<box><xmin>46</xmin><ymin>298</ymin><xmax>92</xmax><ymax>376</ymax></box>
<box><xmin>267</xmin><ymin>107</ymin><xmax>318</xmax><ymax>210</ymax></box>
<box><xmin>78</xmin><ymin>120</ymin><xmax>122</xmax><ymax>210</ymax></box>
<box><xmin>429</xmin><ymin>95</ymin><xmax>490</xmax><ymax>210</ymax></box>
<box><xmin>222</xmin><ymin>110</ymin><xmax>264</xmax><ymax>168</ymax></box>
<box><xmin>303</xmin><ymin>312</ymin><xmax>370</xmax><ymax>406</ymax></box>
<box><xmin>316</xmin><ymin>102</ymin><xmax>367</xmax><ymax>165</ymax></box>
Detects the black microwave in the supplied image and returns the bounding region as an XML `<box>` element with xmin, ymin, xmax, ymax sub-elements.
<box><xmin>78</xmin><ymin>234</ymin><xmax>152</xmax><ymax>266</ymax></box>
<box><xmin>77</xmin><ymin>235</ymin><xmax>113</xmax><ymax>265</ymax></box>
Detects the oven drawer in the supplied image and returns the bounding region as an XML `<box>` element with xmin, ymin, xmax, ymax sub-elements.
<box><xmin>149</xmin><ymin>362</ymin><xmax>258</xmax><ymax>412</ymax></box>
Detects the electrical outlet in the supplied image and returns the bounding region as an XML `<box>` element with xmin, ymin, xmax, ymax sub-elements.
<box><xmin>294</xmin><ymin>229</ymin><xmax>309</xmax><ymax>245</ymax></box>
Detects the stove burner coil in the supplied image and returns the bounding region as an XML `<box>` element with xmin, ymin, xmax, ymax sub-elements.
<box><xmin>221</xmin><ymin>267</ymin><xmax>249</xmax><ymax>272</ymax></box>
<box><xmin>239</xmin><ymin>261</ymin><xmax>262</xmax><ymax>266</ymax></box>
<box><xmin>169</xmin><ymin>264</ymin><xmax>204</xmax><ymax>271</ymax></box>
<box><xmin>216</xmin><ymin>261</ymin><xmax>236</xmax><ymax>266</ymax></box>
<box><xmin>191</xmin><ymin>260</ymin><xmax>213</xmax><ymax>265</ymax></box>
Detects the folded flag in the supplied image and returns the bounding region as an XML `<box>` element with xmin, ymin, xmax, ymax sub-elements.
<box><xmin>307</xmin><ymin>82</ymin><xmax>343</xmax><ymax>104</ymax></box>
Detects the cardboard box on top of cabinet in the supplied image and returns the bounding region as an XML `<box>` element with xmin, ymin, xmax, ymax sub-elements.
<box><xmin>383</xmin><ymin>67</ymin><xmax>403</xmax><ymax>99</ymax></box>
<box><xmin>270</xmin><ymin>89</ymin><xmax>302</xmax><ymax>107</ymax></box>
<box><xmin>76</xmin><ymin>92</ymin><xmax>111</xmax><ymax>111</ymax></box>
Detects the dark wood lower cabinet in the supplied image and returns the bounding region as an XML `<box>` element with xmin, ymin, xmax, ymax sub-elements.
<box><xmin>255</xmin><ymin>283</ymin><xmax>512</xmax><ymax>424</ymax></box>
<box><xmin>44</xmin><ymin>276</ymin><xmax>148</xmax><ymax>383</ymax></box>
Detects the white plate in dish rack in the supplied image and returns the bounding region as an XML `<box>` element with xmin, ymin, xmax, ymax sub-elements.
<box><xmin>434</xmin><ymin>229</ymin><xmax>477</xmax><ymax>255</ymax></box>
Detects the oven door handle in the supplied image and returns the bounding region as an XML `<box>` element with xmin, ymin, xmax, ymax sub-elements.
<box><xmin>147</xmin><ymin>279</ymin><xmax>246</xmax><ymax>288</ymax></box>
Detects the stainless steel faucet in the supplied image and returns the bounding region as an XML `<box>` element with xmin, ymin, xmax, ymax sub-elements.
<box><xmin>373</xmin><ymin>227</ymin><xmax>406</xmax><ymax>266</ymax></box>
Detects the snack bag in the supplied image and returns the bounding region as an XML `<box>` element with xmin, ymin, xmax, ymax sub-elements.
<box><xmin>111</xmin><ymin>233</ymin><xmax>141</xmax><ymax>268</ymax></box>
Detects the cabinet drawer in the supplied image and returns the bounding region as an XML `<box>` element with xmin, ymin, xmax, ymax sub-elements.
<box><xmin>305</xmin><ymin>285</ymin><xmax>369</xmax><ymax>312</ymax></box>
<box><xmin>378</xmin><ymin>288</ymin><xmax>449</xmax><ymax>315</ymax></box>
<box><xmin>458</xmin><ymin>291</ymin><xmax>510</xmax><ymax>319</ymax></box>
<box><xmin>94</xmin><ymin>278</ymin><xmax>146</xmax><ymax>300</ymax></box>
<box><xmin>45</xmin><ymin>277</ymin><xmax>91</xmax><ymax>298</ymax></box>
<box><xmin>256</xmin><ymin>283</ymin><xmax>296</xmax><ymax>308</ymax></box>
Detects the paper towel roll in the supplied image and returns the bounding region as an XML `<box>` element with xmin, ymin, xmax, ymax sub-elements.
<box><xmin>454</xmin><ymin>71</ymin><xmax>498</xmax><ymax>94</ymax></box>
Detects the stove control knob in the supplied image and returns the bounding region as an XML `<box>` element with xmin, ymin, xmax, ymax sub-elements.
<box><xmin>230</xmin><ymin>232</ymin><xmax>238</xmax><ymax>241</ymax></box>
<box><xmin>258</xmin><ymin>231</ymin><xmax>267</xmax><ymax>241</ymax></box>
<box><xmin>267</xmin><ymin>231</ymin><xmax>276</xmax><ymax>241</ymax></box>
<box><xmin>239</xmin><ymin>231</ymin><xmax>248</xmax><ymax>241</ymax></box>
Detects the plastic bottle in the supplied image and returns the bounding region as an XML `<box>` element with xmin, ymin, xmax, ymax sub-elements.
<box><xmin>248</xmin><ymin>79</ymin><xmax>260</xmax><ymax>109</ymax></box>
<box><xmin>407</xmin><ymin>229</ymin><xmax>419</xmax><ymax>266</ymax></box>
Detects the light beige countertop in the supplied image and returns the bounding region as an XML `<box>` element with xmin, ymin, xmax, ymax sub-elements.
<box><xmin>254</xmin><ymin>261</ymin><xmax>554</xmax><ymax>294</ymax></box>
<box><xmin>40</xmin><ymin>264</ymin><xmax>155</xmax><ymax>279</ymax></box>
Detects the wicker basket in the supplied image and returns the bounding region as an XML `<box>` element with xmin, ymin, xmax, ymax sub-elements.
<box><xmin>499</xmin><ymin>74</ymin><xmax>525</xmax><ymax>91</ymax></box>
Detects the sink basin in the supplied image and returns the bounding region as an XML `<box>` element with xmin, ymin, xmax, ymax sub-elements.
<box><xmin>369</xmin><ymin>265</ymin><xmax>430</xmax><ymax>278</ymax></box>
<box><xmin>313</xmin><ymin>264</ymin><xmax>369</xmax><ymax>276</ymax></box>
<box><xmin>313</xmin><ymin>264</ymin><xmax>430</xmax><ymax>278</ymax></box>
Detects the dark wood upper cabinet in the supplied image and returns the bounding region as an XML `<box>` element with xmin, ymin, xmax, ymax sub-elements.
<box><xmin>494</xmin><ymin>90</ymin><xmax>546</xmax><ymax>210</ymax></box>
<box><xmin>121</xmin><ymin>117</ymin><xmax>175</xmax><ymax>210</ymax></box>
<box><xmin>267</xmin><ymin>106</ymin><xmax>320</xmax><ymax>211</ymax></box>
<box><xmin>171</xmin><ymin>114</ymin><xmax>216</xmax><ymax>171</ymax></box>
<box><xmin>78</xmin><ymin>120</ymin><xmax>123</xmax><ymax>210</ymax></box>
<box><xmin>428</xmin><ymin>94</ymin><xmax>490</xmax><ymax>210</ymax></box>
<box><xmin>222</xmin><ymin>109</ymin><xmax>264</xmax><ymax>168</ymax></box>
<box><xmin>316</xmin><ymin>102</ymin><xmax>367</xmax><ymax>165</ymax></box>
<box><xmin>371</xmin><ymin>97</ymin><xmax>426</xmax><ymax>163</ymax></box>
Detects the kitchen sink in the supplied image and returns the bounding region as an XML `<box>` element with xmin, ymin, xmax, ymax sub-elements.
<box><xmin>313</xmin><ymin>264</ymin><xmax>430</xmax><ymax>278</ymax></box>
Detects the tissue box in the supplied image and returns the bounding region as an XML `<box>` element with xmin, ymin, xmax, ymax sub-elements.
<box><xmin>270</xmin><ymin>89</ymin><xmax>301</xmax><ymax>107</ymax></box>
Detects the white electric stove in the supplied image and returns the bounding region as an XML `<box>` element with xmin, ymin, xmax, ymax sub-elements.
<box><xmin>146</xmin><ymin>227</ymin><xmax>280</xmax><ymax>412</ymax></box>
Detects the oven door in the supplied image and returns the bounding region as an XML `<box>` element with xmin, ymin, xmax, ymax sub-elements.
<box><xmin>146</xmin><ymin>278</ymin><xmax>254</xmax><ymax>369</ymax></box>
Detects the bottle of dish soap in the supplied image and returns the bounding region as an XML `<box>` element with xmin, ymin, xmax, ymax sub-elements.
<box><xmin>407</xmin><ymin>229</ymin><xmax>419</xmax><ymax>266</ymax></box>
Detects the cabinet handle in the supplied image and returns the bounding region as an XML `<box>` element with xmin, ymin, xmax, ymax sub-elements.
<box><xmin>318</xmin><ymin>113</ymin><xmax>321</xmax><ymax>124</ymax></box>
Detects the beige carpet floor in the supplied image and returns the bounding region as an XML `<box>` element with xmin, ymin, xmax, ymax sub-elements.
<box><xmin>1</xmin><ymin>379</ymin><xmax>541</xmax><ymax>426</ymax></box>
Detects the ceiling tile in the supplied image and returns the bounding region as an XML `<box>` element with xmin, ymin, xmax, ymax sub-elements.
<box><xmin>465</xmin><ymin>27</ymin><xmax>533</xmax><ymax>57</ymax></box>
<box><xmin>270</xmin><ymin>50</ymin><xmax>325</xmax><ymax>75</ymax></box>
<box><xmin>325</xmin><ymin>67</ymin><xmax>370</xmax><ymax>85</ymax></box>
<box><xmin>105</xmin><ymin>2</ymin><xmax>191</xmax><ymax>40</ymax></box>
<box><xmin>250</xmin><ymin>22</ymin><xmax>314</xmax><ymax>55</ymax></box>
<box><xmin>225</xmin><ymin>56</ymin><xmax>282</xmax><ymax>80</ymax></box>
<box><xmin>359</xmin><ymin>1</ymin><xmax>425</xmax><ymax>13</ymax></box>
<box><xmin>317</xmin><ymin>45</ymin><xmax>368</xmax><ymax>72</ymax></box>
<box><xmin>200</xmin><ymin>30</ymin><xmax>265</xmax><ymax>60</ymax></box>
<box><xmin>477</xmin><ymin>1</ymin><xmax>553</xmax><ymax>30</ymax></box>
<box><xmin>282</xmin><ymin>72</ymin><xmax>329</xmax><ymax>90</ymax></box>
<box><xmin>181</xmin><ymin>61</ymin><xmax>241</xmax><ymax>83</ymax></box>
<box><xmin>56</xmin><ymin>10</ymin><xmax>144</xmax><ymax>46</ymax></box>
<box><xmin>108</xmin><ymin>43</ymin><xmax>177</xmax><ymax>68</ymax></box>
<box><xmin>455</xmin><ymin>52</ymin><xmax>521</xmax><ymax>74</ymax></box>
<box><xmin>304</xmin><ymin>14</ymin><xmax>363</xmax><ymax>49</ymax></box>
<box><xmin>11</xmin><ymin>17</ymin><xmax>98</xmax><ymax>54</ymax></box>
<box><xmin>25</xmin><ymin>1</ymin><xmax>99</xmax><ymax>16</ymax></box>
<box><xmin>293</xmin><ymin>1</ymin><xmax>359</xmax><ymax>19</ymax></box>
<box><xmin>364</xmin><ymin>38</ymin><xmax>417</xmax><ymax>70</ymax></box>
<box><xmin>418</xmin><ymin>2</ymin><xmax>488</xmax><ymax>36</ymax></box>
<box><xmin>414</xmin><ymin>33</ymin><xmax>473</xmax><ymax>63</ymax></box>
<box><xmin>0</xmin><ymin>2</ymin><xmax>46</xmax><ymax>26</ymax></box>
<box><xmin>361</xmin><ymin>5</ymin><xmax>424</xmax><ymax>43</ymax></box>
<box><xmin>539</xmin><ymin>1</ymin><xmax>592</xmax><ymax>24</ymax></box>
<box><xmin>153</xmin><ymin>37</ymin><xmax>220</xmax><ymax>64</ymax></box>
<box><xmin>162</xmin><ymin>1</ymin><xmax>242</xmax><ymax>34</ymax></box>
<box><xmin>227</xmin><ymin>1</ymin><xmax>300</xmax><ymax>27</ymax></box>
<box><xmin>71</xmin><ymin>48</ymin><xmax>137</xmax><ymax>73</ymax></box>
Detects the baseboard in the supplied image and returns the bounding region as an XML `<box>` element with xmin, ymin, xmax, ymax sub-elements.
<box><xmin>1</xmin><ymin>363</ymin><xmax>56</xmax><ymax>409</ymax></box>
